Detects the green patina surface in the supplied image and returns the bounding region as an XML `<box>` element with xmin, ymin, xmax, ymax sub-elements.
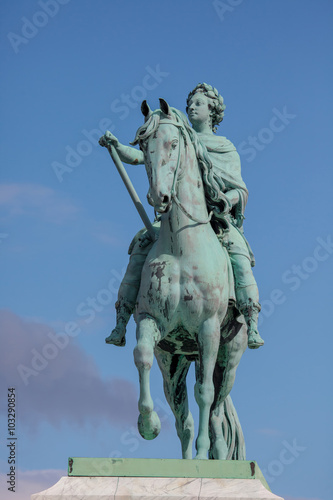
<box><xmin>98</xmin><ymin>84</ymin><xmax>265</xmax><ymax>461</ymax></box>
<box><xmin>68</xmin><ymin>457</ymin><xmax>270</xmax><ymax>491</ymax></box>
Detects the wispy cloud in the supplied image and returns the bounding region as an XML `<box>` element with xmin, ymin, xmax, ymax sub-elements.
<box><xmin>89</xmin><ymin>219</ymin><xmax>127</xmax><ymax>248</ymax></box>
<box><xmin>0</xmin><ymin>183</ymin><xmax>124</xmax><ymax>250</ymax></box>
<box><xmin>0</xmin><ymin>309</ymin><xmax>138</xmax><ymax>430</ymax></box>
<box><xmin>0</xmin><ymin>183</ymin><xmax>79</xmax><ymax>224</ymax></box>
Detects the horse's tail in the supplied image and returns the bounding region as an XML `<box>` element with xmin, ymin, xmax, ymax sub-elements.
<box><xmin>209</xmin><ymin>394</ymin><xmax>246</xmax><ymax>460</ymax></box>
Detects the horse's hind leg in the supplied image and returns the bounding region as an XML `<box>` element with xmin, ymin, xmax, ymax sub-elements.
<box><xmin>210</xmin><ymin>324</ymin><xmax>247</xmax><ymax>459</ymax></box>
<box><xmin>134</xmin><ymin>315</ymin><xmax>161</xmax><ymax>440</ymax></box>
<box><xmin>155</xmin><ymin>350</ymin><xmax>194</xmax><ymax>459</ymax></box>
<box><xmin>194</xmin><ymin>316</ymin><xmax>221</xmax><ymax>459</ymax></box>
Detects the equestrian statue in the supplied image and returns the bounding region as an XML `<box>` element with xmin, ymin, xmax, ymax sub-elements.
<box><xmin>99</xmin><ymin>83</ymin><xmax>264</xmax><ymax>460</ymax></box>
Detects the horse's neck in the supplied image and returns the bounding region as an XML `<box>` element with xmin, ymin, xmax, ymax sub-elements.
<box><xmin>177</xmin><ymin>157</ymin><xmax>208</xmax><ymax>221</ymax></box>
<box><xmin>159</xmin><ymin>151</ymin><xmax>214</xmax><ymax>255</ymax></box>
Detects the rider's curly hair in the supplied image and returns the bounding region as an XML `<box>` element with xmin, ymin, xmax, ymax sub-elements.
<box><xmin>186</xmin><ymin>83</ymin><xmax>226</xmax><ymax>133</ymax></box>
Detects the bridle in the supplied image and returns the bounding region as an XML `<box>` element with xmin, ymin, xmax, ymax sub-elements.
<box><xmin>157</xmin><ymin>120</ymin><xmax>213</xmax><ymax>225</ymax></box>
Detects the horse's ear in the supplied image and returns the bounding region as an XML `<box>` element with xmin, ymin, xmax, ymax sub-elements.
<box><xmin>159</xmin><ymin>98</ymin><xmax>171</xmax><ymax>116</ymax></box>
<box><xmin>141</xmin><ymin>100</ymin><xmax>152</xmax><ymax>121</ymax></box>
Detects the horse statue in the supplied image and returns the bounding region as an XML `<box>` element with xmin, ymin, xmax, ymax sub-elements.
<box><xmin>127</xmin><ymin>98</ymin><xmax>248</xmax><ymax>460</ymax></box>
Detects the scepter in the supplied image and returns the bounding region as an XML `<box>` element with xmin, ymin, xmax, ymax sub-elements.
<box><xmin>99</xmin><ymin>138</ymin><xmax>156</xmax><ymax>241</ymax></box>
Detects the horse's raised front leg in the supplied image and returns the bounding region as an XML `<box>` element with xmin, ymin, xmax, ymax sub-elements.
<box><xmin>194</xmin><ymin>316</ymin><xmax>221</xmax><ymax>459</ymax></box>
<box><xmin>155</xmin><ymin>349</ymin><xmax>194</xmax><ymax>459</ymax></box>
<box><xmin>134</xmin><ymin>315</ymin><xmax>161</xmax><ymax>440</ymax></box>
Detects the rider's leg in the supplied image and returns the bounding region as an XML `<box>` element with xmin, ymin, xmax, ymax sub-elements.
<box><xmin>230</xmin><ymin>253</ymin><xmax>264</xmax><ymax>349</ymax></box>
<box><xmin>105</xmin><ymin>241</ymin><xmax>152</xmax><ymax>346</ymax></box>
<box><xmin>105</xmin><ymin>298</ymin><xmax>134</xmax><ymax>346</ymax></box>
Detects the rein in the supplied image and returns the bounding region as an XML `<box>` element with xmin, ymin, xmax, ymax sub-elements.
<box><xmin>159</xmin><ymin>120</ymin><xmax>213</xmax><ymax>225</ymax></box>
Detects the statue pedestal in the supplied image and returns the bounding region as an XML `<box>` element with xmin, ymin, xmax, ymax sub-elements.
<box><xmin>31</xmin><ymin>458</ymin><xmax>284</xmax><ymax>500</ymax></box>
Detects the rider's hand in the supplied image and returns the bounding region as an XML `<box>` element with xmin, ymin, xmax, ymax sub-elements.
<box><xmin>139</xmin><ymin>231</ymin><xmax>154</xmax><ymax>248</ymax></box>
<box><xmin>139</xmin><ymin>225</ymin><xmax>159</xmax><ymax>248</ymax></box>
<box><xmin>99</xmin><ymin>130</ymin><xmax>119</xmax><ymax>148</ymax></box>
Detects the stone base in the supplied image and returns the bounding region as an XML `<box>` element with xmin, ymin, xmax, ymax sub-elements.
<box><xmin>31</xmin><ymin>458</ymin><xmax>284</xmax><ymax>500</ymax></box>
<box><xmin>31</xmin><ymin>475</ymin><xmax>283</xmax><ymax>499</ymax></box>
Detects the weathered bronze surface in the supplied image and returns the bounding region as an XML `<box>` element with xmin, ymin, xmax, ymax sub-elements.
<box><xmin>99</xmin><ymin>84</ymin><xmax>264</xmax><ymax>460</ymax></box>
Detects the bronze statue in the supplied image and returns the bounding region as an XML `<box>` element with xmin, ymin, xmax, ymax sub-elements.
<box><xmin>99</xmin><ymin>84</ymin><xmax>264</xmax><ymax>459</ymax></box>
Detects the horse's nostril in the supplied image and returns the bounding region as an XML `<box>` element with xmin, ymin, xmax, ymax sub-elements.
<box><xmin>162</xmin><ymin>195</ymin><xmax>169</xmax><ymax>204</ymax></box>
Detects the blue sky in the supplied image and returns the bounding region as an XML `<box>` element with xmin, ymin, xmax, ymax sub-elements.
<box><xmin>0</xmin><ymin>0</ymin><xmax>332</xmax><ymax>498</ymax></box>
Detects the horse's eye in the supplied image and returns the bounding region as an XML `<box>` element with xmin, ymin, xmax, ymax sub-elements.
<box><xmin>171</xmin><ymin>141</ymin><xmax>178</xmax><ymax>150</ymax></box>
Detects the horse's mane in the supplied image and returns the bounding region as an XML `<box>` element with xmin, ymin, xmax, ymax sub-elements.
<box><xmin>131</xmin><ymin>107</ymin><xmax>231</xmax><ymax>223</ymax></box>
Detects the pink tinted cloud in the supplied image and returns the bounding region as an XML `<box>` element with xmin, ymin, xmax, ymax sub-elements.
<box><xmin>0</xmin><ymin>309</ymin><xmax>138</xmax><ymax>429</ymax></box>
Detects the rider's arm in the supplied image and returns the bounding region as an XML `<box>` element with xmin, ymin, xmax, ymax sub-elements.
<box><xmin>115</xmin><ymin>143</ymin><xmax>144</xmax><ymax>165</ymax></box>
<box><xmin>99</xmin><ymin>130</ymin><xmax>144</xmax><ymax>165</ymax></box>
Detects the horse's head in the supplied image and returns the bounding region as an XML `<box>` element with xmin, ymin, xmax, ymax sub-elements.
<box><xmin>132</xmin><ymin>99</ymin><xmax>186</xmax><ymax>214</ymax></box>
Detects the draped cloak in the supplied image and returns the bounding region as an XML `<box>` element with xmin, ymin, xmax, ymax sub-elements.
<box><xmin>199</xmin><ymin>134</ymin><xmax>248</xmax><ymax>226</ymax></box>
<box><xmin>198</xmin><ymin>133</ymin><xmax>255</xmax><ymax>267</ymax></box>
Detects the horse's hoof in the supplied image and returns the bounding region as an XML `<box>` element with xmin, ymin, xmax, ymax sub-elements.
<box><xmin>194</xmin><ymin>452</ymin><xmax>208</xmax><ymax>460</ymax></box>
<box><xmin>138</xmin><ymin>411</ymin><xmax>161</xmax><ymax>440</ymax></box>
<box><xmin>209</xmin><ymin>439</ymin><xmax>228</xmax><ymax>460</ymax></box>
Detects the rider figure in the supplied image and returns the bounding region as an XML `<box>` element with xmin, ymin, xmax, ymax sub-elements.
<box><xmin>99</xmin><ymin>83</ymin><xmax>264</xmax><ymax>350</ymax></box>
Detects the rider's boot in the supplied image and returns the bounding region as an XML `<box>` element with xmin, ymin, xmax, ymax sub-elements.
<box><xmin>239</xmin><ymin>299</ymin><xmax>264</xmax><ymax>349</ymax></box>
<box><xmin>105</xmin><ymin>298</ymin><xmax>134</xmax><ymax>346</ymax></box>
<box><xmin>105</xmin><ymin>228</ymin><xmax>155</xmax><ymax>347</ymax></box>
